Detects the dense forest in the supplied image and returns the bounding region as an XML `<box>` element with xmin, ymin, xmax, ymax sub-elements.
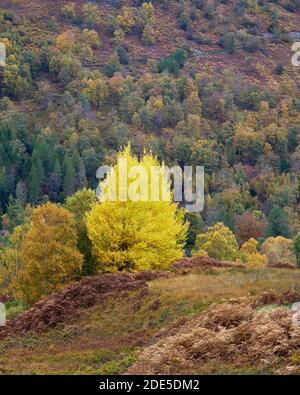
<box><xmin>0</xmin><ymin>0</ymin><xmax>300</xmax><ymax>301</ymax></box>
<box><xmin>2</xmin><ymin>0</ymin><xmax>300</xmax><ymax>377</ymax></box>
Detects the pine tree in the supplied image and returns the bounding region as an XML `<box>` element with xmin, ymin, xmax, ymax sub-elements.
<box><xmin>63</xmin><ymin>155</ymin><xmax>75</xmax><ymax>197</ymax></box>
<box><xmin>28</xmin><ymin>157</ymin><xmax>44</xmax><ymax>204</ymax></box>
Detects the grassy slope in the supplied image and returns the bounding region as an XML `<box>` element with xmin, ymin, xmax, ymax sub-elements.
<box><xmin>1</xmin><ymin>267</ymin><xmax>300</xmax><ymax>375</ymax></box>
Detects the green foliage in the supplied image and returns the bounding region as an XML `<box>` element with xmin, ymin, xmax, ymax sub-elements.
<box><xmin>219</xmin><ymin>32</ymin><xmax>237</xmax><ymax>54</ymax></box>
<box><xmin>265</xmin><ymin>206</ymin><xmax>291</xmax><ymax>239</ymax></box>
<box><xmin>65</xmin><ymin>189</ymin><xmax>97</xmax><ymax>275</ymax></box>
<box><xmin>293</xmin><ymin>232</ymin><xmax>300</xmax><ymax>268</ymax></box>
<box><xmin>158</xmin><ymin>48</ymin><xmax>188</xmax><ymax>74</ymax></box>
<box><xmin>194</xmin><ymin>222</ymin><xmax>240</xmax><ymax>261</ymax></box>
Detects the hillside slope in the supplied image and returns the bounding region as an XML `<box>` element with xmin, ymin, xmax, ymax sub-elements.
<box><xmin>1</xmin><ymin>265</ymin><xmax>300</xmax><ymax>375</ymax></box>
<box><xmin>1</xmin><ymin>0</ymin><xmax>300</xmax><ymax>86</ymax></box>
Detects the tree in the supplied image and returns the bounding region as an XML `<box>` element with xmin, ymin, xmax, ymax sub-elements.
<box><xmin>82</xmin><ymin>78</ymin><xmax>108</xmax><ymax>109</ymax></box>
<box><xmin>173</xmin><ymin>48</ymin><xmax>188</xmax><ymax>68</ymax></box>
<box><xmin>13</xmin><ymin>203</ymin><xmax>83</xmax><ymax>305</ymax></box>
<box><xmin>219</xmin><ymin>32</ymin><xmax>237</xmax><ymax>54</ymax></box>
<box><xmin>185</xmin><ymin>212</ymin><xmax>203</xmax><ymax>253</ymax></box>
<box><xmin>261</xmin><ymin>236</ymin><xmax>296</xmax><ymax>267</ymax></box>
<box><xmin>265</xmin><ymin>206</ymin><xmax>291</xmax><ymax>238</ymax></box>
<box><xmin>0</xmin><ymin>225</ymin><xmax>27</xmax><ymax>297</ymax></box>
<box><xmin>61</xmin><ymin>3</ymin><xmax>76</xmax><ymax>19</ymax></box>
<box><xmin>82</xmin><ymin>3</ymin><xmax>100</xmax><ymax>28</ymax></box>
<box><xmin>65</xmin><ymin>189</ymin><xmax>97</xmax><ymax>275</ymax></box>
<box><xmin>2</xmin><ymin>195</ymin><xmax>31</xmax><ymax>233</ymax></box>
<box><xmin>194</xmin><ymin>222</ymin><xmax>240</xmax><ymax>261</ymax></box>
<box><xmin>82</xmin><ymin>29</ymin><xmax>100</xmax><ymax>49</ymax></box>
<box><xmin>185</xmin><ymin>91</ymin><xmax>201</xmax><ymax>116</ymax></box>
<box><xmin>293</xmin><ymin>232</ymin><xmax>300</xmax><ymax>268</ymax></box>
<box><xmin>142</xmin><ymin>23</ymin><xmax>156</xmax><ymax>45</ymax></box>
<box><xmin>63</xmin><ymin>155</ymin><xmax>75</xmax><ymax>198</ymax></box>
<box><xmin>240</xmin><ymin>238</ymin><xmax>267</xmax><ymax>268</ymax></box>
<box><xmin>28</xmin><ymin>156</ymin><xmax>44</xmax><ymax>204</ymax></box>
<box><xmin>86</xmin><ymin>146</ymin><xmax>188</xmax><ymax>273</ymax></box>
<box><xmin>235</xmin><ymin>211</ymin><xmax>266</xmax><ymax>246</ymax></box>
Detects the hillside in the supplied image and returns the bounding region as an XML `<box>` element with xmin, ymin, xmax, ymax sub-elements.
<box><xmin>1</xmin><ymin>0</ymin><xmax>300</xmax><ymax>377</ymax></box>
<box><xmin>1</xmin><ymin>262</ymin><xmax>300</xmax><ymax>375</ymax></box>
<box><xmin>0</xmin><ymin>0</ymin><xmax>300</xmax><ymax>236</ymax></box>
<box><xmin>2</xmin><ymin>0</ymin><xmax>300</xmax><ymax>86</ymax></box>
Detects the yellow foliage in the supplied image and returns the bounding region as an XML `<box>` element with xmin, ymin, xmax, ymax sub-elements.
<box><xmin>86</xmin><ymin>145</ymin><xmax>188</xmax><ymax>273</ymax></box>
<box><xmin>0</xmin><ymin>226</ymin><xmax>26</xmax><ymax>297</ymax></box>
<box><xmin>82</xmin><ymin>29</ymin><xmax>100</xmax><ymax>49</ymax></box>
<box><xmin>185</xmin><ymin>91</ymin><xmax>201</xmax><ymax>115</ymax></box>
<box><xmin>113</xmin><ymin>29</ymin><xmax>125</xmax><ymax>46</ymax></box>
<box><xmin>247</xmin><ymin>253</ymin><xmax>268</xmax><ymax>268</ymax></box>
<box><xmin>194</xmin><ymin>223</ymin><xmax>240</xmax><ymax>262</ymax></box>
<box><xmin>142</xmin><ymin>23</ymin><xmax>156</xmax><ymax>45</ymax></box>
<box><xmin>56</xmin><ymin>31</ymin><xmax>76</xmax><ymax>52</ymax></box>
<box><xmin>117</xmin><ymin>7</ymin><xmax>136</xmax><ymax>32</ymax></box>
<box><xmin>82</xmin><ymin>3</ymin><xmax>100</xmax><ymax>28</ymax></box>
<box><xmin>82</xmin><ymin>78</ymin><xmax>108</xmax><ymax>108</ymax></box>
<box><xmin>153</xmin><ymin>96</ymin><xmax>164</xmax><ymax>110</ymax></box>
<box><xmin>261</xmin><ymin>236</ymin><xmax>296</xmax><ymax>267</ymax></box>
<box><xmin>13</xmin><ymin>203</ymin><xmax>83</xmax><ymax>306</ymax></box>
<box><xmin>240</xmin><ymin>238</ymin><xmax>258</xmax><ymax>256</ymax></box>
<box><xmin>240</xmin><ymin>238</ymin><xmax>268</xmax><ymax>268</ymax></box>
<box><xmin>139</xmin><ymin>2</ymin><xmax>155</xmax><ymax>25</ymax></box>
<box><xmin>61</xmin><ymin>3</ymin><xmax>76</xmax><ymax>19</ymax></box>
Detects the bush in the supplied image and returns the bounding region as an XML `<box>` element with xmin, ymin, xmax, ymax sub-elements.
<box><xmin>61</xmin><ymin>3</ymin><xmax>76</xmax><ymax>20</ymax></box>
<box><xmin>193</xmin><ymin>33</ymin><xmax>211</xmax><ymax>45</ymax></box>
<box><xmin>117</xmin><ymin>46</ymin><xmax>130</xmax><ymax>65</ymax></box>
<box><xmin>218</xmin><ymin>32</ymin><xmax>237</xmax><ymax>54</ymax></box>
<box><xmin>158</xmin><ymin>56</ymin><xmax>180</xmax><ymax>75</ymax></box>
<box><xmin>275</xmin><ymin>63</ymin><xmax>284</xmax><ymax>75</ymax></box>
<box><xmin>243</xmin><ymin>36</ymin><xmax>264</xmax><ymax>53</ymax></box>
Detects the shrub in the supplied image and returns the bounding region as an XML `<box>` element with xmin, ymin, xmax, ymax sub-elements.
<box><xmin>61</xmin><ymin>3</ymin><xmax>76</xmax><ymax>19</ymax></box>
<box><xmin>275</xmin><ymin>63</ymin><xmax>284</xmax><ymax>75</ymax></box>
<box><xmin>219</xmin><ymin>32</ymin><xmax>237</xmax><ymax>54</ymax></box>
<box><xmin>193</xmin><ymin>33</ymin><xmax>211</xmax><ymax>45</ymax></box>
<box><xmin>243</xmin><ymin>36</ymin><xmax>264</xmax><ymax>53</ymax></box>
<box><xmin>117</xmin><ymin>46</ymin><xmax>130</xmax><ymax>65</ymax></box>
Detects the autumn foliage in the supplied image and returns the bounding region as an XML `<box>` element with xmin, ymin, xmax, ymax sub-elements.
<box><xmin>13</xmin><ymin>203</ymin><xmax>83</xmax><ymax>305</ymax></box>
<box><xmin>86</xmin><ymin>147</ymin><xmax>188</xmax><ymax>272</ymax></box>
